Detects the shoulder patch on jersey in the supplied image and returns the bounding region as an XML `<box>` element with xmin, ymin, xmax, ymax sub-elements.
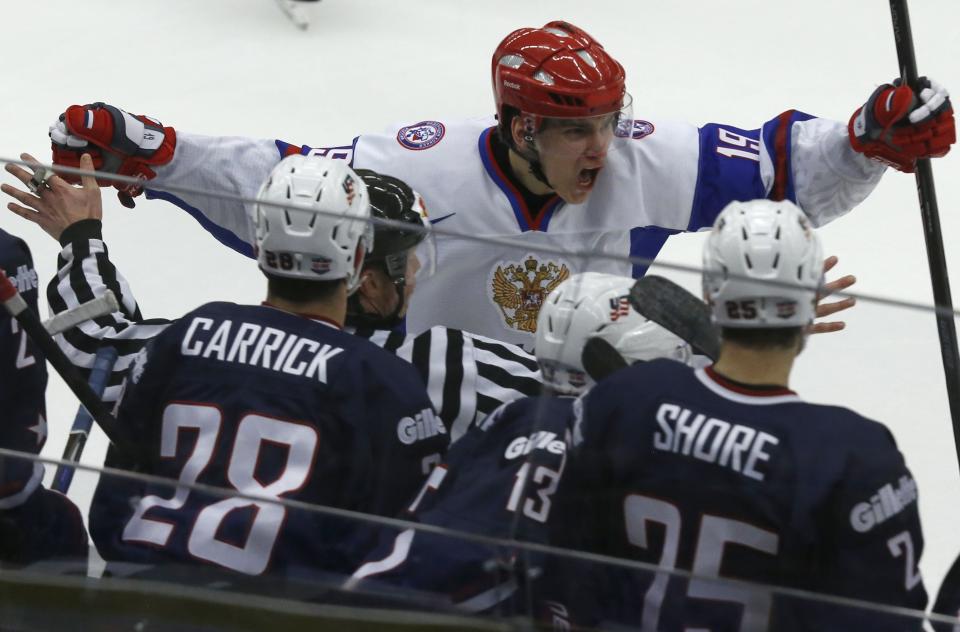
<box><xmin>631</xmin><ymin>120</ymin><xmax>656</xmax><ymax>140</ymax></box>
<box><xmin>397</xmin><ymin>121</ymin><xmax>446</xmax><ymax>150</ymax></box>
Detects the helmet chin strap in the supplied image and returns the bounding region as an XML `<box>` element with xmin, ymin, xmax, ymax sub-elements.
<box><xmin>346</xmin><ymin>278</ymin><xmax>407</xmax><ymax>330</ymax></box>
<box><xmin>511</xmin><ymin>114</ymin><xmax>555</xmax><ymax>191</ymax></box>
<box><xmin>518</xmin><ymin>135</ymin><xmax>555</xmax><ymax>191</ymax></box>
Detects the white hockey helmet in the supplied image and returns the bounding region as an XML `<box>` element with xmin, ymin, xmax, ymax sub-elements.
<box><xmin>252</xmin><ymin>154</ymin><xmax>373</xmax><ymax>294</ymax></box>
<box><xmin>703</xmin><ymin>199</ymin><xmax>823</xmax><ymax>328</ymax></box>
<box><xmin>535</xmin><ymin>272</ymin><xmax>692</xmax><ymax>395</ymax></box>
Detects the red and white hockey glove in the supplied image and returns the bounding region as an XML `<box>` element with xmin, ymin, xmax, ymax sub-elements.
<box><xmin>49</xmin><ymin>103</ymin><xmax>176</xmax><ymax>208</ymax></box>
<box><xmin>849</xmin><ymin>77</ymin><xmax>955</xmax><ymax>173</ymax></box>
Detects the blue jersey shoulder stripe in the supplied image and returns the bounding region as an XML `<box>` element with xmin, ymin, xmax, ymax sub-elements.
<box><xmin>144</xmin><ymin>190</ymin><xmax>254</xmax><ymax>258</ymax></box>
<box><xmin>629</xmin><ymin>226</ymin><xmax>679</xmax><ymax>278</ymax></box>
<box><xmin>688</xmin><ymin>123</ymin><xmax>767</xmax><ymax>232</ymax></box>
<box><xmin>762</xmin><ymin>109</ymin><xmax>816</xmax><ymax>202</ymax></box>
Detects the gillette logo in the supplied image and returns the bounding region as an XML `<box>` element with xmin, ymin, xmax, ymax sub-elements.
<box><xmin>9</xmin><ymin>264</ymin><xmax>38</xmax><ymax>293</ymax></box>
<box><xmin>504</xmin><ymin>431</ymin><xmax>566</xmax><ymax>460</ymax></box>
<box><xmin>849</xmin><ymin>476</ymin><xmax>918</xmax><ymax>533</ymax></box>
<box><xmin>397</xmin><ymin>408</ymin><xmax>447</xmax><ymax>445</ymax></box>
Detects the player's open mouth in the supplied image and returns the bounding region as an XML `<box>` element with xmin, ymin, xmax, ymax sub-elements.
<box><xmin>578</xmin><ymin>168</ymin><xmax>600</xmax><ymax>189</ymax></box>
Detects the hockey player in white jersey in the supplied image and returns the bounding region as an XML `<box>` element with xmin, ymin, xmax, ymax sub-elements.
<box><xmin>45</xmin><ymin>20</ymin><xmax>955</xmax><ymax>346</ymax></box>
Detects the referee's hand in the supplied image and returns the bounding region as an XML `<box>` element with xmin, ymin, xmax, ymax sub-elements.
<box><xmin>3</xmin><ymin>152</ymin><xmax>103</xmax><ymax>241</ymax></box>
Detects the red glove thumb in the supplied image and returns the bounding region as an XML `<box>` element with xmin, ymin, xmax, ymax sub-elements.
<box><xmin>872</xmin><ymin>84</ymin><xmax>914</xmax><ymax>130</ymax></box>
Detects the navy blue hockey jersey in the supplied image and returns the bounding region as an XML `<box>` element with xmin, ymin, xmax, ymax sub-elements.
<box><xmin>0</xmin><ymin>229</ymin><xmax>88</xmax><ymax>564</ymax></box>
<box><xmin>554</xmin><ymin>359</ymin><xmax>927</xmax><ymax>631</ymax></box>
<box><xmin>0</xmin><ymin>229</ymin><xmax>46</xmax><ymax>509</ymax></box>
<box><xmin>350</xmin><ymin>396</ymin><xmax>571</xmax><ymax>614</ymax></box>
<box><xmin>90</xmin><ymin>301</ymin><xmax>447</xmax><ymax>578</ymax></box>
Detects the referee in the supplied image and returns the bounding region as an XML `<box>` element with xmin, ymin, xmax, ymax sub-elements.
<box><xmin>33</xmin><ymin>168</ymin><xmax>542</xmax><ymax>443</ymax></box>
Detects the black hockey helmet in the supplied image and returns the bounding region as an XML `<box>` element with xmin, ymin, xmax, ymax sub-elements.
<box><xmin>356</xmin><ymin>169</ymin><xmax>428</xmax><ymax>280</ymax></box>
<box><xmin>348</xmin><ymin>169</ymin><xmax>432</xmax><ymax>329</ymax></box>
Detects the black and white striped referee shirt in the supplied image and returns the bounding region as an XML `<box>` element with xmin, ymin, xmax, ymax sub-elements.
<box><xmin>349</xmin><ymin>326</ymin><xmax>542</xmax><ymax>440</ymax></box>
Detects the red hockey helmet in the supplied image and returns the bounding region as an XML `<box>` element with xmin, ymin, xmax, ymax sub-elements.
<box><xmin>492</xmin><ymin>21</ymin><xmax>627</xmax><ymax>127</ymax></box>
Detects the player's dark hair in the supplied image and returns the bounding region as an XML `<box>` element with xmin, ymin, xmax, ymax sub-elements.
<box><xmin>720</xmin><ymin>326</ymin><xmax>804</xmax><ymax>350</ymax></box>
<box><xmin>265</xmin><ymin>274</ymin><xmax>342</xmax><ymax>304</ymax></box>
<box><xmin>497</xmin><ymin>105</ymin><xmax>521</xmax><ymax>147</ymax></box>
<box><xmin>498</xmin><ymin>106</ymin><xmax>616</xmax><ymax>145</ymax></box>
<box><xmin>496</xmin><ymin>107</ymin><xmax>563</xmax><ymax>147</ymax></box>
<box><xmin>496</xmin><ymin>105</ymin><xmax>556</xmax><ymax>190</ymax></box>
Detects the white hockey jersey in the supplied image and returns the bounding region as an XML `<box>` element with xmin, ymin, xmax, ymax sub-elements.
<box><xmin>146</xmin><ymin>112</ymin><xmax>884</xmax><ymax>346</ymax></box>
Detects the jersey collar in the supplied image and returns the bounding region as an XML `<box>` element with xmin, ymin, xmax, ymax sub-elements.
<box><xmin>478</xmin><ymin>127</ymin><xmax>564</xmax><ymax>232</ymax></box>
<box><xmin>695</xmin><ymin>365</ymin><xmax>801</xmax><ymax>405</ymax></box>
<box><xmin>261</xmin><ymin>301</ymin><xmax>342</xmax><ymax>330</ymax></box>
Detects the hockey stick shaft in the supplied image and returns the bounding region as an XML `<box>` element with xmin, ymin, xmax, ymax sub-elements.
<box><xmin>52</xmin><ymin>345</ymin><xmax>118</xmax><ymax>493</ymax></box>
<box><xmin>43</xmin><ymin>291</ymin><xmax>118</xmax><ymax>336</ymax></box>
<box><xmin>0</xmin><ymin>270</ymin><xmax>124</xmax><ymax>449</ymax></box>
<box><xmin>889</xmin><ymin>0</ymin><xmax>960</xmax><ymax>472</ymax></box>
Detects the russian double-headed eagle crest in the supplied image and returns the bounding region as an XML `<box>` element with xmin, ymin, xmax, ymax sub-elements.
<box><xmin>491</xmin><ymin>256</ymin><xmax>570</xmax><ymax>333</ymax></box>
